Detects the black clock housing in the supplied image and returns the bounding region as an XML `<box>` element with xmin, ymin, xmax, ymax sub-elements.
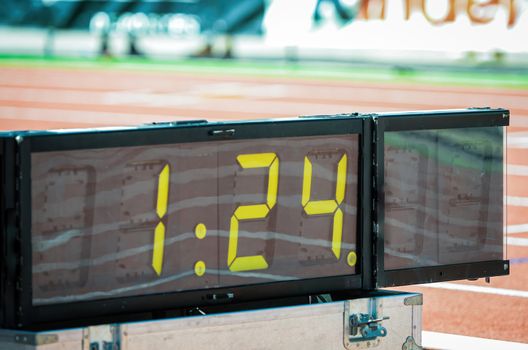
<box><xmin>0</xmin><ymin>108</ymin><xmax>509</xmax><ymax>330</ymax></box>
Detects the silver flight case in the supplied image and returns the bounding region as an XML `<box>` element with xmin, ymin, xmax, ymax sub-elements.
<box><xmin>0</xmin><ymin>291</ymin><xmax>422</xmax><ymax>350</ymax></box>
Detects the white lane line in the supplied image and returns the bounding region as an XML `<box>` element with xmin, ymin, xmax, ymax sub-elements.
<box><xmin>512</xmin><ymin>119</ymin><xmax>528</xmax><ymax>128</ymax></box>
<box><xmin>508</xmin><ymin>164</ymin><xmax>528</xmax><ymax>176</ymax></box>
<box><xmin>422</xmin><ymin>331</ymin><xmax>528</xmax><ymax>350</ymax></box>
<box><xmin>508</xmin><ymin>135</ymin><xmax>528</xmax><ymax>149</ymax></box>
<box><xmin>508</xmin><ymin>237</ymin><xmax>528</xmax><ymax>247</ymax></box>
<box><xmin>418</xmin><ymin>282</ymin><xmax>528</xmax><ymax>299</ymax></box>
<box><xmin>508</xmin><ymin>196</ymin><xmax>528</xmax><ymax>207</ymax></box>
<box><xmin>0</xmin><ymin>106</ymin><xmax>170</xmax><ymax>125</ymax></box>
<box><xmin>508</xmin><ymin>224</ymin><xmax>528</xmax><ymax>234</ymax></box>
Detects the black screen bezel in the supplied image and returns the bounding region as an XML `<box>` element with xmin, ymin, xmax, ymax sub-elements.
<box><xmin>7</xmin><ymin>108</ymin><xmax>512</xmax><ymax>329</ymax></box>
<box><xmin>374</xmin><ymin>109</ymin><xmax>510</xmax><ymax>288</ymax></box>
<box><xmin>16</xmin><ymin>116</ymin><xmax>367</xmax><ymax>329</ymax></box>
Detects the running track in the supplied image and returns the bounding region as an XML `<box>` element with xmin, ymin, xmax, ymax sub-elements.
<box><xmin>1</xmin><ymin>63</ymin><xmax>527</xmax><ymax>344</ymax></box>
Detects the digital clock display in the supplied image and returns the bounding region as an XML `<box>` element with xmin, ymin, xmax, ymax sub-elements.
<box><xmin>383</xmin><ymin>126</ymin><xmax>504</xmax><ymax>270</ymax></box>
<box><xmin>31</xmin><ymin>134</ymin><xmax>359</xmax><ymax>305</ymax></box>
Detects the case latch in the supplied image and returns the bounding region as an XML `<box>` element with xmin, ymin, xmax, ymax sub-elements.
<box><xmin>344</xmin><ymin>298</ymin><xmax>389</xmax><ymax>349</ymax></box>
<box><xmin>349</xmin><ymin>313</ymin><xmax>389</xmax><ymax>341</ymax></box>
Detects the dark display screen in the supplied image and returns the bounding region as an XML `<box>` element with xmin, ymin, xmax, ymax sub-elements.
<box><xmin>384</xmin><ymin>126</ymin><xmax>504</xmax><ymax>270</ymax></box>
<box><xmin>31</xmin><ymin>134</ymin><xmax>359</xmax><ymax>305</ymax></box>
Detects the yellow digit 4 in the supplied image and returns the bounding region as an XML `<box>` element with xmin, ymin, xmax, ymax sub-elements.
<box><xmin>302</xmin><ymin>153</ymin><xmax>347</xmax><ymax>259</ymax></box>
<box><xmin>152</xmin><ymin>164</ymin><xmax>170</xmax><ymax>276</ymax></box>
<box><xmin>228</xmin><ymin>153</ymin><xmax>279</xmax><ymax>272</ymax></box>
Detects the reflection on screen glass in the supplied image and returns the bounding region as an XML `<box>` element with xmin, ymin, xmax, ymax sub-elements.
<box><xmin>384</xmin><ymin>127</ymin><xmax>503</xmax><ymax>270</ymax></box>
<box><xmin>31</xmin><ymin>135</ymin><xmax>359</xmax><ymax>305</ymax></box>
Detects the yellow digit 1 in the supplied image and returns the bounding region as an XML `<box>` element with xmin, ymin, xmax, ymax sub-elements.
<box><xmin>228</xmin><ymin>153</ymin><xmax>279</xmax><ymax>272</ymax></box>
<box><xmin>302</xmin><ymin>153</ymin><xmax>347</xmax><ymax>259</ymax></box>
<box><xmin>152</xmin><ymin>164</ymin><xmax>170</xmax><ymax>276</ymax></box>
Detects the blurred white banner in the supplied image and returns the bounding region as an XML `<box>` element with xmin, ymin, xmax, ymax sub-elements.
<box><xmin>264</xmin><ymin>0</ymin><xmax>528</xmax><ymax>54</ymax></box>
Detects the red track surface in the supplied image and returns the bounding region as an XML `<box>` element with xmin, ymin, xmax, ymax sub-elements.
<box><xmin>1</xmin><ymin>64</ymin><xmax>527</xmax><ymax>343</ymax></box>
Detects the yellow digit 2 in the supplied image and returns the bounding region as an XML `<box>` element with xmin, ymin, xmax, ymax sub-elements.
<box><xmin>228</xmin><ymin>153</ymin><xmax>279</xmax><ymax>272</ymax></box>
<box><xmin>152</xmin><ymin>164</ymin><xmax>170</xmax><ymax>276</ymax></box>
<box><xmin>302</xmin><ymin>153</ymin><xmax>347</xmax><ymax>259</ymax></box>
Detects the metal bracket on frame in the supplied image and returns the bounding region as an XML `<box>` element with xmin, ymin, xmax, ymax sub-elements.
<box><xmin>9</xmin><ymin>331</ymin><xmax>58</xmax><ymax>346</ymax></box>
<box><xmin>83</xmin><ymin>324</ymin><xmax>121</xmax><ymax>350</ymax></box>
<box><xmin>344</xmin><ymin>298</ymin><xmax>389</xmax><ymax>349</ymax></box>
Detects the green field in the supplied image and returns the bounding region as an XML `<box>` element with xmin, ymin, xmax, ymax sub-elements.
<box><xmin>1</xmin><ymin>54</ymin><xmax>527</xmax><ymax>90</ymax></box>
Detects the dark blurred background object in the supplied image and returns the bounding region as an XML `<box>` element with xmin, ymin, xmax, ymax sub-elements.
<box><xmin>0</xmin><ymin>0</ymin><xmax>266</xmax><ymax>58</ymax></box>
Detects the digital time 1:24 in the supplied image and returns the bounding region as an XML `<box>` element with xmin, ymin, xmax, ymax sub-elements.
<box><xmin>148</xmin><ymin>152</ymin><xmax>356</xmax><ymax>277</ymax></box>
